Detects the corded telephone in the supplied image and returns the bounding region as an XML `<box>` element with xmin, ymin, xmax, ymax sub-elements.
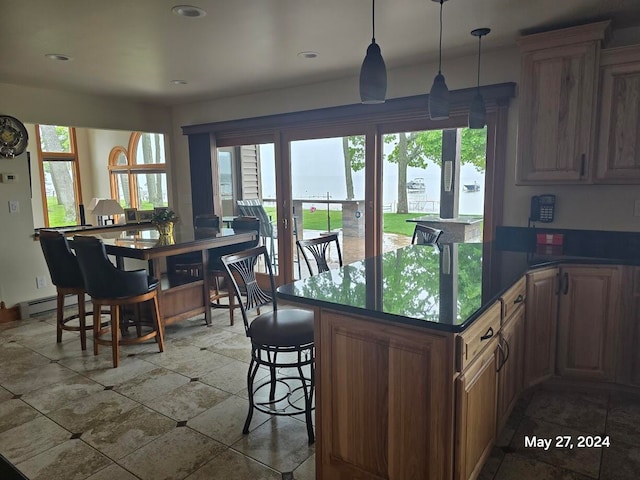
<box><xmin>530</xmin><ymin>194</ymin><xmax>556</xmax><ymax>223</ymax></box>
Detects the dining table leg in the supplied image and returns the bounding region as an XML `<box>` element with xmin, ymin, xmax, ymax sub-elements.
<box><xmin>202</xmin><ymin>248</ymin><xmax>212</xmax><ymax>326</ymax></box>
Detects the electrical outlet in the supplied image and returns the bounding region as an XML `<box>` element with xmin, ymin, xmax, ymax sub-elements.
<box><xmin>36</xmin><ymin>276</ymin><xmax>47</xmax><ymax>289</ymax></box>
<box><xmin>635</xmin><ymin>199</ymin><xmax>640</xmax><ymax>217</ymax></box>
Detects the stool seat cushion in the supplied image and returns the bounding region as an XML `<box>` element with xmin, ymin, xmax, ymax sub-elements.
<box><xmin>249</xmin><ymin>308</ymin><xmax>314</xmax><ymax>347</ymax></box>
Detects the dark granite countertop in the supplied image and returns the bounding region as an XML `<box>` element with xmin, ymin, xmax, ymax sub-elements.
<box><xmin>277</xmin><ymin>243</ymin><xmax>487</xmax><ymax>333</ymax></box>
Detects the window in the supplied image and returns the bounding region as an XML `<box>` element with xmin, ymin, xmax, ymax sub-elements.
<box><xmin>36</xmin><ymin>125</ymin><xmax>82</xmax><ymax>227</ymax></box>
<box><xmin>109</xmin><ymin>132</ymin><xmax>168</xmax><ymax>209</ymax></box>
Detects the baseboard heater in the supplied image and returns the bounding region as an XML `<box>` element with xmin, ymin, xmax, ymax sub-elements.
<box><xmin>19</xmin><ymin>294</ymin><xmax>79</xmax><ymax>319</ymax></box>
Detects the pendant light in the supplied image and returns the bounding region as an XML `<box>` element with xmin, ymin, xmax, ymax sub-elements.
<box><xmin>469</xmin><ymin>28</ymin><xmax>490</xmax><ymax>129</ymax></box>
<box><xmin>429</xmin><ymin>0</ymin><xmax>450</xmax><ymax>120</ymax></box>
<box><xmin>359</xmin><ymin>0</ymin><xmax>387</xmax><ymax>104</ymax></box>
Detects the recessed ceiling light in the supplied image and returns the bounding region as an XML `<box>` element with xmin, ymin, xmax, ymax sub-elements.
<box><xmin>172</xmin><ymin>5</ymin><xmax>206</xmax><ymax>18</ymax></box>
<box><xmin>298</xmin><ymin>51</ymin><xmax>319</xmax><ymax>59</ymax></box>
<box><xmin>171</xmin><ymin>80</ymin><xmax>188</xmax><ymax>85</ymax></box>
<box><xmin>45</xmin><ymin>53</ymin><xmax>73</xmax><ymax>62</ymax></box>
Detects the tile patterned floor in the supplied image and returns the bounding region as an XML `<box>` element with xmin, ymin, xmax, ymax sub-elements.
<box><xmin>0</xmin><ymin>307</ymin><xmax>314</xmax><ymax>480</ymax></box>
<box><xmin>1</xmin><ymin>306</ymin><xmax>639</xmax><ymax>479</ymax></box>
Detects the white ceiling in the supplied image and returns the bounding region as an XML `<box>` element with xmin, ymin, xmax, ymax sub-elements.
<box><xmin>2</xmin><ymin>0</ymin><xmax>640</xmax><ymax>107</ymax></box>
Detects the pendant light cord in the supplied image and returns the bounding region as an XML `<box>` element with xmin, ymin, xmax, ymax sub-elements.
<box><xmin>438</xmin><ymin>0</ymin><xmax>444</xmax><ymax>74</ymax></box>
<box><xmin>476</xmin><ymin>35</ymin><xmax>482</xmax><ymax>92</ymax></box>
<box><xmin>372</xmin><ymin>0</ymin><xmax>376</xmax><ymax>43</ymax></box>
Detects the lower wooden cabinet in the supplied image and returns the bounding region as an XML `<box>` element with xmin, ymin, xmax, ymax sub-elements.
<box><xmin>616</xmin><ymin>267</ymin><xmax>640</xmax><ymax>386</ymax></box>
<box><xmin>497</xmin><ymin>305</ymin><xmax>525</xmax><ymax>432</ymax></box>
<box><xmin>454</xmin><ymin>338</ymin><xmax>499</xmax><ymax>480</ymax></box>
<box><xmin>316</xmin><ymin>309</ymin><xmax>455</xmax><ymax>480</ymax></box>
<box><xmin>524</xmin><ymin>267</ymin><xmax>559</xmax><ymax>387</ymax></box>
<box><xmin>556</xmin><ymin>266</ymin><xmax>621</xmax><ymax>381</ymax></box>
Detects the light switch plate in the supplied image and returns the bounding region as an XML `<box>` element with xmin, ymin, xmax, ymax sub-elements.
<box><xmin>8</xmin><ymin>200</ymin><xmax>19</xmax><ymax>213</ymax></box>
<box><xmin>0</xmin><ymin>173</ymin><xmax>18</xmax><ymax>183</ymax></box>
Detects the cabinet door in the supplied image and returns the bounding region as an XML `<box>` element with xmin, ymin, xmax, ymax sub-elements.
<box><xmin>596</xmin><ymin>46</ymin><xmax>640</xmax><ymax>183</ymax></box>
<box><xmin>317</xmin><ymin>310</ymin><xmax>454</xmax><ymax>480</ymax></box>
<box><xmin>516</xmin><ymin>43</ymin><xmax>598</xmax><ymax>183</ymax></box>
<box><xmin>497</xmin><ymin>306</ymin><xmax>525</xmax><ymax>433</ymax></box>
<box><xmin>524</xmin><ymin>267</ymin><xmax>559</xmax><ymax>387</ymax></box>
<box><xmin>455</xmin><ymin>340</ymin><xmax>498</xmax><ymax>480</ymax></box>
<box><xmin>557</xmin><ymin>266</ymin><xmax>621</xmax><ymax>381</ymax></box>
<box><xmin>616</xmin><ymin>267</ymin><xmax>640</xmax><ymax>386</ymax></box>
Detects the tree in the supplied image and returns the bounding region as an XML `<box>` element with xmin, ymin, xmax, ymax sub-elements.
<box><xmin>40</xmin><ymin>125</ymin><xmax>76</xmax><ymax>225</ymax></box>
<box><xmin>342</xmin><ymin>128</ymin><xmax>487</xmax><ymax>213</ymax></box>
<box><xmin>342</xmin><ymin>136</ymin><xmax>365</xmax><ymax>200</ymax></box>
<box><xmin>386</xmin><ymin>127</ymin><xmax>487</xmax><ymax>213</ymax></box>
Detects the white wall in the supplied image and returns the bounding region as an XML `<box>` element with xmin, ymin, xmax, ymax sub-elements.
<box><xmin>0</xmin><ymin>83</ymin><xmax>170</xmax><ymax>307</ymax></box>
<box><xmin>171</xmin><ymin>36</ymin><xmax>640</xmax><ymax>238</ymax></box>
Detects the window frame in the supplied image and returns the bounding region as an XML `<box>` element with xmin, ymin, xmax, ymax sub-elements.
<box><xmin>35</xmin><ymin>125</ymin><xmax>83</xmax><ymax>227</ymax></box>
<box><xmin>109</xmin><ymin>132</ymin><xmax>168</xmax><ymax>209</ymax></box>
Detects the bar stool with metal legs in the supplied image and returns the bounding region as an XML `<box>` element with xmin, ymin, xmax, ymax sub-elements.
<box><xmin>296</xmin><ymin>232</ymin><xmax>343</xmax><ymax>276</ymax></box>
<box><xmin>38</xmin><ymin>229</ymin><xmax>97</xmax><ymax>350</ymax></box>
<box><xmin>72</xmin><ymin>235</ymin><xmax>165</xmax><ymax>368</ymax></box>
<box><xmin>222</xmin><ymin>245</ymin><xmax>315</xmax><ymax>444</ymax></box>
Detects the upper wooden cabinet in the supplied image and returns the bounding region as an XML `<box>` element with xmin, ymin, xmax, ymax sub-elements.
<box><xmin>516</xmin><ymin>22</ymin><xmax>610</xmax><ymax>184</ymax></box>
<box><xmin>595</xmin><ymin>46</ymin><xmax>640</xmax><ymax>183</ymax></box>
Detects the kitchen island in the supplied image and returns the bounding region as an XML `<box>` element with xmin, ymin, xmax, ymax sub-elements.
<box><xmin>278</xmin><ymin>243</ymin><xmax>516</xmax><ymax>480</ymax></box>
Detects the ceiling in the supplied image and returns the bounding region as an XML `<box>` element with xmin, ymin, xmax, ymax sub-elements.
<box><xmin>3</xmin><ymin>0</ymin><xmax>640</xmax><ymax>107</ymax></box>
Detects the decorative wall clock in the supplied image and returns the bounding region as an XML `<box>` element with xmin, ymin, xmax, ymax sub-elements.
<box><xmin>0</xmin><ymin>115</ymin><xmax>29</xmax><ymax>158</ymax></box>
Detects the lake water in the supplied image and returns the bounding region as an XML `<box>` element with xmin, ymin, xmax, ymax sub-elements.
<box><xmin>259</xmin><ymin>138</ymin><xmax>486</xmax><ymax>216</ymax></box>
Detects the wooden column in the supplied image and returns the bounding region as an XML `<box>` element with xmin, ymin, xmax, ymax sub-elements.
<box><xmin>440</xmin><ymin>129</ymin><xmax>461</xmax><ymax>219</ymax></box>
<box><xmin>187</xmin><ymin>133</ymin><xmax>220</xmax><ymax>221</ymax></box>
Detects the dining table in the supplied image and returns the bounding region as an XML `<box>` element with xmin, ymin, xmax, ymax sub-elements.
<box><xmin>68</xmin><ymin>224</ymin><xmax>257</xmax><ymax>327</ymax></box>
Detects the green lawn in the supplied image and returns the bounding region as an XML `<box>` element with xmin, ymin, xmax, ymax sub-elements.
<box><xmin>264</xmin><ymin>206</ymin><xmax>481</xmax><ymax>238</ymax></box>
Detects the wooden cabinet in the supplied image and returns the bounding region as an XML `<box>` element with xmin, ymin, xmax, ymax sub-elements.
<box><xmin>316</xmin><ymin>309</ymin><xmax>455</xmax><ymax>480</ymax></box>
<box><xmin>556</xmin><ymin>265</ymin><xmax>621</xmax><ymax>381</ymax></box>
<box><xmin>617</xmin><ymin>267</ymin><xmax>640</xmax><ymax>386</ymax></box>
<box><xmin>595</xmin><ymin>45</ymin><xmax>640</xmax><ymax>183</ymax></box>
<box><xmin>454</xmin><ymin>338</ymin><xmax>499</xmax><ymax>480</ymax></box>
<box><xmin>497</xmin><ymin>303</ymin><xmax>525</xmax><ymax>433</ymax></box>
<box><xmin>524</xmin><ymin>267</ymin><xmax>559</xmax><ymax>387</ymax></box>
<box><xmin>516</xmin><ymin>22</ymin><xmax>609</xmax><ymax>184</ymax></box>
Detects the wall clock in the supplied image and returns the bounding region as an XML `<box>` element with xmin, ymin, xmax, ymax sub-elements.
<box><xmin>0</xmin><ymin>115</ymin><xmax>29</xmax><ymax>158</ymax></box>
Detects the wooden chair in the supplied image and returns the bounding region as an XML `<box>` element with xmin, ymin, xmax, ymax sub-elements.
<box><xmin>39</xmin><ymin>229</ymin><xmax>97</xmax><ymax>350</ymax></box>
<box><xmin>411</xmin><ymin>224</ymin><xmax>443</xmax><ymax>245</ymax></box>
<box><xmin>296</xmin><ymin>233</ymin><xmax>343</xmax><ymax>276</ymax></box>
<box><xmin>72</xmin><ymin>235</ymin><xmax>164</xmax><ymax>368</ymax></box>
<box><xmin>222</xmin><ymin>245</ymin><xmax>315</xmax><ymax>444</ymax></box>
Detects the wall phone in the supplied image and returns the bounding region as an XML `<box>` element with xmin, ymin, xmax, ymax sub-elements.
<box><xmin>530</xmin><ymin>194</ymin><xmax>556</xmax><ymax>223</ymax></box>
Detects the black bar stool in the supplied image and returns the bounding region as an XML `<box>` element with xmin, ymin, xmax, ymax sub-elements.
<box><xmin>222</xmin><ymin>245</ymin><xmax>315</xmax><ymax>444</ymax></box>
<box><xmin>72</xmin><ymin>235</ymin><xmax>165</xmax><ymax>368</ymax></box>
<box><xmin>296</xmin><ymin>232</ymin><xmax>343</xmax><ymax>276</ymax></box>
<box><xmin>39</xmin><ymin>229</ymin><xmax>96</xmax><ymax>350</ymax></box>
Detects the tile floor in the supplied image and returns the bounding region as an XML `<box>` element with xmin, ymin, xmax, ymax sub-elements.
<box><xmin>1</xmin><ymin>306</ymin><xmax>639</xmax><ymax>479</ymax></box>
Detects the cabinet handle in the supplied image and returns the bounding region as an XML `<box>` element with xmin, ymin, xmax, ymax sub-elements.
<box><xmin>503</xmin><ymin>337</ymin><xmax>511</xmax><ymax>365</ymax></box>
<box><xmin>496</xmin><ymin>342</ymin><xmax>505</xmax><ymax>372</ymax></box>
<box><xmin>513</xmin><ymin>294</ymin><xmax>525</xmax><ymax>304</ymax></box>
<box><xmin>480</xmin><ymin>327</ymin><xmax>494</xmax><ymax>341</ymax></box>
<box><xmin>563</xmin><ymin>272</ymin><xmax>569</xmax><ymax>295</ymax></box>
<box><xmin>580</xmin><ymin>154</ymin><xmax>586</xmax><ymax>177</ymax></box>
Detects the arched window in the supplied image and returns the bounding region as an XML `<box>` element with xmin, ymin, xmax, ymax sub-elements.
<box><xmin>109</xmin><ymin>132</ymin><xmax>168</xmax><ymax>209</ymax></box>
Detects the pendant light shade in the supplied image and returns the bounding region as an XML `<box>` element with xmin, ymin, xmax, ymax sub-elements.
<box><xmin>469</xmin><ymin>28</ymin><xmax>490</xmax><ymax>129</ymax></box>
<box><xmin>360</xmin><ymin>0</ymin><xmax>387</xmax><ymax>104</ymax></box>
<box><xmin>429</xmin><ymin>0</ymin><xmax>450</xmax><ymax>120</ymax></box>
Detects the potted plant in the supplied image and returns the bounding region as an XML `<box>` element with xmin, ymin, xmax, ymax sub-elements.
<box><xmin>151</xmin><ymin>208</ymin><xmax>177</xmax><ymax>237</ymax></box>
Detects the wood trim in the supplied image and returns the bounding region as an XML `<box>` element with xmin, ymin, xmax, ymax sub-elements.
<box><xmin>0</xmin><ymin>302</ymin><xmax>19</xmax><ymax>323</ymax></box>
<box><xmin>182</xmin><ymin>83</ymin><xmax>516</xmax><ymax>137</ymax></box>
<box><xmin>600</xmin><ymin>44</ymin><xmax>640</xmax><ymax>66</ymax></box>
<box><xmin>517</xmin><ymin>20</ymin><xmax>610</xmax><ymax>52</ymax></box>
